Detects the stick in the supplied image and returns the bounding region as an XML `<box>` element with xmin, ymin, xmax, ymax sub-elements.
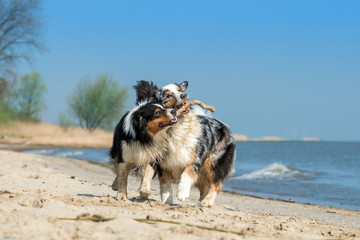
<box><xmin>189</xmin><ymin>100</ymin><xmax>215</xmax><ymax>112</ymax></box>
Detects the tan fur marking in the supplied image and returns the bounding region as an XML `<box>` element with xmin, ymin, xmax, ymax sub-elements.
<box><xmin>213</xmin><ymin>182</ymin><xmax>223</xmax><ymax>193</ymax></box>
<box><xmin>188</xmin><ymin>150</ymin><xmax>196</xmax><ymax>165</ymax></box>
<box><xmin>159</xmin><ymin>170</ymin><xmax>172</xmax><ymax>185</ymax></box>
<box><xmin>163</xmin><ymin>91</ymin><xmax>177</xmax><ymax>108</ymax></box>
<box><xmin>183</xmin><ymin>150</ymin><xmax>197</xmax><ymax>180</ymax></box>
<box><xmin>195</xmin><ymin>157</ymin><xmax>220</xmax><ymax>200</ymax></box>
<box><xmin>146</xmin><ymin>112</ymin><xmax>172</xmax><ymax>137</ymax></box>
<box><xmin>202</xmin><ymin>156</ymin><xmax>215</xmax><ymax>180</ymax></box>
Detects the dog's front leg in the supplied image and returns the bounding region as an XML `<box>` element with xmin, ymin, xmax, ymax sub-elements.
<box><xmin>159</xmin><ymin>169</ymin><xmax>173</xmax><ymax>204</ymax></box>
<box><xmin>139</xmin><ymin>164</ymin><xmax>154</xmax><ymax>198</ymax></box>
<box><xmin>177</xmin><ymin>165</ymin><xmax>197</xmax><ymax>201</ymax></box>
<box><xmin>116</xmin><ymin>162</ymin><xmax>131</xmax><ymax>201</ymax></box>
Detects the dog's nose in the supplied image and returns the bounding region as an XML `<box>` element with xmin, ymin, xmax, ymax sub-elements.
<box><xmin>171</xmin><ymin>109</ymin><xmax>177</xmax><ymax>116</ymax></box>
<box><xmin>180</xmin><ymin>93</ymin><xmax>187</xmax><ymax>100</ymax></box>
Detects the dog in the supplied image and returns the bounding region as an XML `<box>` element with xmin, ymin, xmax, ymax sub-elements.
<box><xmin>135</xmin><ymin>80</ymin><xmax>236</xmax><ymax>207</ymax></box>
<box><xmin>109</xmin><ymin>101</ymin><xmax>177</xmax><ymax>200</ymax></box>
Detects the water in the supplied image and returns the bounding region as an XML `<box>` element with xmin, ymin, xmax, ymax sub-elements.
<box><xmin>24</xmin><ymin>141</ymin><xmax>360</xmax><ymax>210</ymax></box>
<box><xmin>226</xmin><ymin>141</ymin><xmax>360</xmax><ymax>211</ymax></box>
<box><xmin>24</xmin><ymin>148</ymin><xmax>110</xmax><ymax>163</ymax></box>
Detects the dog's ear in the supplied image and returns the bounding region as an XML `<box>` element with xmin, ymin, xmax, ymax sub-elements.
<box><xmin>179</xmin><ymin>81</ymin><xmax>188</xmax><ymax>92</ymax></box>
<box><xmin>154</xmin><ymin>89</ymin><xmax>162</xmax><ymax>101</ymax></box>
<box><xmin>134</xmin><ymin>114</ymin><xmax>152</xmax><ymax>143</ymax></box>
<box><xmin>139</xmin><ymin>115</ymin><xmax>147</xmax><ymax>130</ymax></box>
<box><xmin>134</xmin><ymin>80</ymin><xmax>159</xmax><ymax>103</ymax></box>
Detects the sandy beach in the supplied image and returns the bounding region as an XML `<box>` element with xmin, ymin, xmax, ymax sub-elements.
<box><xmin>0</xmin><ymin>148</ymin><xmax>359</xmax><ymax>240</ymax></box>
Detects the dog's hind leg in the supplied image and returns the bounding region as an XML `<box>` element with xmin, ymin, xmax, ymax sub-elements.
<box><xmin>159</xmin><ymin>169</ymin><xmax>173</xmax><ymax>204</ymax></box>
<box><xmin>200</xmin><ymin>141</ymin><xmax>236</xmax><ymax>207</ymax></box>
<box><xmin>196</xmin><ymin>161</ymin><xmax>218</xmax><ymax>206</ymax></box>
<box><xmin>116</xmin><ymin>162</ymin><xmax>131</xmax><ymax>201</ymax></box>
<box><xmin>200</xmin><ymin>182</ymin><xmax>222</xmax><ymax>207</ymax></box>
<box><xmin>196</xmin><ymin>174</ymin><xmax>210</xmax><ymax>202</ymax></box>
<box><xmin>139</xmin><ymin>164</ymin><xmax>155</xmax><ymax>198</ymax></box>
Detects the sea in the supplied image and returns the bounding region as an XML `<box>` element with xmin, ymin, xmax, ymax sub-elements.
<box><xmin>24</xmin><ymin>141</ymin><xmax>360</xmax><ymax>211</ymax></box>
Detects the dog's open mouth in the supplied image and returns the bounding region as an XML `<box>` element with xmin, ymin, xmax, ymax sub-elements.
<box><xmin>158</xmin><ymin>118</ymin><xmax>178</xmax><ymax>127</ymax></box>
<box><xmin>175</xmin><ymin>102</ymin><xmax>190</xmax><ymax>113</ymax></box>
<box><xmin>175</xmin><ymin>102</ymin><xmax>185</xmax><ymax>110</ymax></box>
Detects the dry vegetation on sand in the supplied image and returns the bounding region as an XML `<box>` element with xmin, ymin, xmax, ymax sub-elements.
<box><xmin>0</xmin><ymin>121</ymin><xmax>113</xmax><ymax>148</ymax></box>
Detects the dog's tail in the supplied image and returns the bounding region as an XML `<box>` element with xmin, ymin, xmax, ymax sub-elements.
<box><xmin>212</xmin><ymin>141</ymin><xmax>236</xmax><ymax>184</ymax></box>
<box><xmin>133</xmin><ymin>80</ymin><xmax>159</xmax><ymax>104</ymax></box>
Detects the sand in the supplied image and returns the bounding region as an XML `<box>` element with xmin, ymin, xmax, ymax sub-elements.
<box><xmin>0</xmin><ymin>149</ymin><xmax>359</xmax><ymax>240</ymax></box>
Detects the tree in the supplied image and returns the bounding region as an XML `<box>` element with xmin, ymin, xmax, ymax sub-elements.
<box><xmin>68</xmin><ymin>74</ymin><xmax>128</xmax><ymax>132</ymax></box>
<box><xmin>57</xmin><ymin>112</ymin><xmax>74</xmax><ymax>131</ymax></box>
<box><xmin>14</xmin><ymin>72</ymin><xmax>47</xmax><ymax>120</ymax></box>
<box><xmin>0</xmin><ymin>78</ymin><xmax>6</xmax><ymax>103</ymax></box>
<box><xmin>0</xmin><ymin>0</ymin><xmax>45</xmax><ymax>79</ymax></box>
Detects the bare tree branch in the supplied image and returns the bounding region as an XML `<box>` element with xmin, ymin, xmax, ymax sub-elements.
<box><xmin>0</xmin><ymin>0</ymin><xmax>45</xmax><ymax>80</ymax></box>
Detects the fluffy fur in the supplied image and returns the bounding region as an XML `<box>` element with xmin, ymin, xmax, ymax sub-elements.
<box><xmin>155</xmin><ymin>81</ymin><xmax>236</xmax><ymax>207</ymax></box>
<box><xmin>109</xmin><ymin>101</ymin><xmax>177</xmax><ymax>200</ymax></box>
<box><xmin>111</xmin><ymin>81</ymin><xmax>236</xmax><ymax>207</ymax></box>
<box><xmin>134</xmin><ymin>80</ymin><xmax>159</xmax><ymax>103</ymax></box>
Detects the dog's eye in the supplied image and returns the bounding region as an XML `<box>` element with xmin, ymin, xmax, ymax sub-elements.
<box><xmin>154</xmin><ymin>110</ymin><xmax>162</xmax><ymax>118</ymax></box>
<box><xmin>166</xmin><ymin>94</ymin><xmax>172</xmax><ymax>99</ymax></box>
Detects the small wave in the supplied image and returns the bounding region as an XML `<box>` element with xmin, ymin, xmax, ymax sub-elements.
<box><xmin>25</xmin><ymin>149</ymin><xmax>58</xmax><ymax>155</ymax></box>
<box><xmin>234</xmin><ymin>163</ymin><xmax>308</xmax><ymax>180</ymax></box>
<box><xmin>56</xmin><ymin>151</ymin><xmax>84</xmax><ymax>158</ymax></box>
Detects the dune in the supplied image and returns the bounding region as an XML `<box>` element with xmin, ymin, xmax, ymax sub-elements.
<box><xmin>232</xmin><ymin>134</ymin><xmax>248</xmax><ymax>142</ymax></box>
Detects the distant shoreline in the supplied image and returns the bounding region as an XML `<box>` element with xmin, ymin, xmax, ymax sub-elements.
<box><xmin>233</xmin><ymin>134</ymin><xmax>320</xmax><ymax>142</ymax></box>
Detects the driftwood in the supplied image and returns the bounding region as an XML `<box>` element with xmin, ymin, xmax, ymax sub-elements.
<box><xmin>189</xmin><ymin>100</ymin><xmax>215</xmax><ymax>112</ymax></box>
<box><xmin>177</xmin><ymin>99</ymin><xmax>215</xmax><ymax>115</ymax></box>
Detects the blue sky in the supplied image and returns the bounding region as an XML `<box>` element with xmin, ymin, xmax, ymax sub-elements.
<box><xmin>19</xmin><ymin>0</ymin><xmax>360</xmax><ymax>141</ymax></box>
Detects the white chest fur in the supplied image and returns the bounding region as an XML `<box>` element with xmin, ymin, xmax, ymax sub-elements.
<box><xmin>121</xmin><ymin>131</ymin><xmax>168</xmax><ymax>167</ymax></box>
<box><xmin>162</xmin><ymin>112</ymin><xmax>202</xmax><ymax>179</ymax></box>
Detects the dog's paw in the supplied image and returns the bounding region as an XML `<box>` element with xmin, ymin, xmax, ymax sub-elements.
<box><xmin>162</xmin><ymin>195</ymin><xmax>173</xmax><ymax>205</ymax></box>
<box><xmin>200</xmin><ymin>199</ymin><xmax>214</xmax><ymax>208</ymax></box>
<box><xmin>139</xmin><ymin>188</ymin><xmax>151</xmax><ymax>198</ymax></box>
<box><xmin>177</xmin><ymin>189</ymin><xmax>190</xmax><ymax>201</ymax></box>
<box><xmin>116</xmin><ymin>192</ymin><xmax>129</xmax><ymax>202</ymax></box>
<box><xmin>111</xmin><ymin>178</ymin><xmax>118</xmax><ymax>191</ymax></box>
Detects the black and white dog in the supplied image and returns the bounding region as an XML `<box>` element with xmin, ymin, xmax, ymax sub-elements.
<box><xmin>109</xmin><ymin>101</ymin><xmax>177</xmax><ymax>200</ymax></box>
<box><xmin>135</xmin><ymin>81</ymin><xmax>236</xmax><ymax>207</ymax></box>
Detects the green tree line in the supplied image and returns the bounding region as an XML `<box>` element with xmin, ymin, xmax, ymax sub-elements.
<box><xmin>0</xmin><ymin>72</ymin><xmax>47</xmax><ymax>122</ymax></box>
<box><xmin>0</xmin><ymin>72</ymin><xmax>128</xmax><ymax>132</ymax></box>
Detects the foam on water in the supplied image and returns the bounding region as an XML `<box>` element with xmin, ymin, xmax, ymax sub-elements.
<box><xmin>25</xmin><ymin>149</ymin><xmax>58</xmax><ymax>155</ymax></box>
<box><xmin>56</xmin><ymin>151</ymin><xmax>84</xmax><ymax>158</ymax></box>
<box><xmin>233</xmin><ymin>162</ymin><xmax>307</xmax><ymax>180</ymax></box>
